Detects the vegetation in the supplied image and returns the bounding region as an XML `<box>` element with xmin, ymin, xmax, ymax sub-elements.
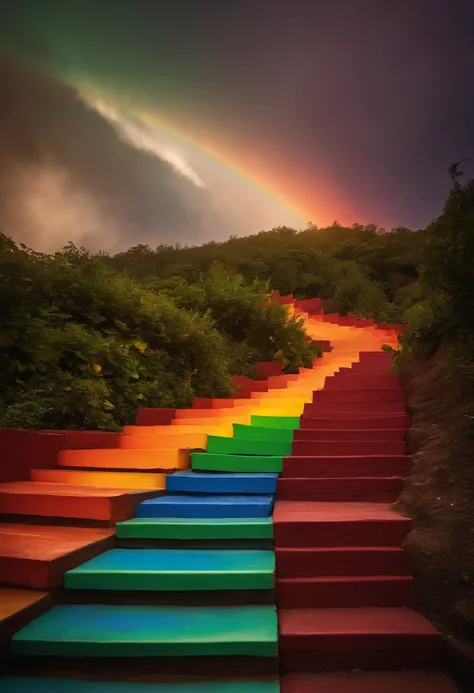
<box><xmin>0</xmin><ymin>236</ymin><xmax>315</xmax><ymax>430</ymax></box>
<box><xmin>1</xmin><ymin>163</ymin><xmax>473</xmax><ymax>431</ymax></box>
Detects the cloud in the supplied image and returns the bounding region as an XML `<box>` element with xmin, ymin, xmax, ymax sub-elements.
<box><xmin>0</xmin><ymin>49</ymin><xmax>224</xmax><ymax>252</ymax></box>
<box><xmin>0</xmin><ymin>49</ymin><xmax>303</xmax><ymax>253</ymax></box>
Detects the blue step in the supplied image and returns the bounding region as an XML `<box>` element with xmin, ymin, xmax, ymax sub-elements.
<box><xmin>64</xmin><ymin>548</ymin><xmax>275</xmax><ymax>591</ymax></box>
<box><xmin>1</xmin><ymin>679</ymin><xmax>279</xmax><ymax>692</ymax></box>
<box><xmin>166</xmin><ymin>471</ymin><xmax>278</xmax><ymax>495</ymax></box>
<box><xmin>11</xmin><ymin>603</ymin><xmax>278</xmax><ymax>657</ymax></box>
<box><xmin>135</xmin><ymin>494</ymin><xmax>274</xmax><ymax>518</ymax></box>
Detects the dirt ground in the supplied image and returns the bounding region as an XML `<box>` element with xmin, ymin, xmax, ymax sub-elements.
<box><xmin>397</xmin><ymin>348</ymin><xmax>474</xmax><ymax>650</ymax></box>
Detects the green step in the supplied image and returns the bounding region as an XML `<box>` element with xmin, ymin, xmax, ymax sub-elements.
<box><xmin>191</xmin><ymin>452</ymin><xmax>283</xmax><ymax>473</ymax></box>
<box><xmin>233</xmin><ymin>424</ymin><xmax>295</xmax><ymax>443</ymax></box>
<box><xmin>1</xmin><ymin>679</ymin><xmax>279</xmax><ymax>693</ymax></box>
<box><xmin>250</xmin><ymin>415</ymin><xmax>300</xmax><ymax>430</ymax></box>
<box><xmin>11</xmin><ymin>604</ymin><xmax>278</xmax><ymax>658</ymax></box>
<box><xmin>116</xmin><ymin>517</ymin><xmax>274</xmax><ymax>540</ymax></box>
<box><xmin>65</xmin><ymin>548</ymin><xmax>275</xmax><ymax>591</ymax></box>
<box><xmin>206</xmin><ymin>435</ymin><xmax>291</xmax><ymax>456</ymax></box>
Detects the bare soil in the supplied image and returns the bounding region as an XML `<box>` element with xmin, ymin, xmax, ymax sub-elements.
<box><xmin>397</xmin><ymin>348</ymin><xmax>474</xmax><ymax>649</ymax></box>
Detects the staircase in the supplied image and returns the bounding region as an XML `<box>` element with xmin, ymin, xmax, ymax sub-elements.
<box><xmin>275</xmin><ymin>351</ymin><xmax>457</xmax><ymax>691</ymax></box>
<box><xmin>1</xmin><ymin>305</ymin><xmax>461</xmax><ymax>691</ymax></box>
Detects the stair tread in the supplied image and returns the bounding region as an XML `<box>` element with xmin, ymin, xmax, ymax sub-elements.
<box><xmin>167</xmin><ymin>471</ymin><xmax>278</xmax><ymax>494</ymax></box>
<box><xmin>274</xmin><ymin>501</ymin><xmax>409</xmax><ymax>523</ymax></box>
<box><xmin>279</xmin><ymin>606</ymin><xmax>438</xmax><ymax>636</ymax></box>
<box><xmin>136</xmin><ymin>494</ymin><xmax>274</xmax><ymax>518</ymax></box>
<box><xmin>191</xmin><ymin>452</ymin><xmax>283</xmax><ymax>473</ymax></box>
<box><xmin>0</xmin><ymin>482</ymin><xmax>133</xmax><ymax>498</ymax></box>
<box><xmin>67</xmin><ymin>548</ymin><xmax>275</xmax><ymax>574</ymax></box>
<box><xmin>11</xmin><ymin>604</ymin><xmax>278</xmax><ymax>657</ymax></box>
<box><xmin>116</xmin><ymin>516</ymin><xmax>274</xmax><ymax>540</ymax></box>
<box><xmin>278</xmin><ymin>575</ymin><xmax>412</xmax><ymax>583</ymax></box>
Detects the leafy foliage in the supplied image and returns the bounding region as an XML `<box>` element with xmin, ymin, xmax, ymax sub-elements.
<box><xmin>0</xmin><ymin>237</ymin><xmax>314</xmax><ymax>430</ymax></box>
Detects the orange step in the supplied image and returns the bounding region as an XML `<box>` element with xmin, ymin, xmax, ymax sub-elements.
<box><xmin>0</xmin><ymin>481</ymin><xmax>155</xmax><ymax>523</ymax></box>
<box><xmin>0</xmin><ymin>587</ymin><xmax>53</xmax><ymax>653</ymax></box>
<box><xmin>31</xmin><ymin>468</ymin><xmax>167</xmax><ymax>490</ymax></box>
<box><xmin>118</xmin><ymin>433</ymin><xmax>207</xmax><ymax>450</ymax></box>
<box><xmin>59</xmin><ymin>448</ymin><xmax>189</xmax><ymax>470</ymax></box>
<box><xmin>0</xmin><ymin>523</ymin><xmax>115</xmax><ymax>589</ymax></box>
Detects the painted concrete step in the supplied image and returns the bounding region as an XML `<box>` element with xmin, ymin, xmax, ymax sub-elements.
<box><xmin>278</xmin><ymin>606</ymin><xmax>440</xmax><ymax>672</ymax></box>
<box><xmin>2</xmin><ymin>680</ymin><xmax>281</xmax><ymax>693</ymax></box>
<box><xmin>0</xmin><ymin>482</ymin><xmax>154</xmax><ymax>523</ymax></box>
<box><xmin>324</xmin><ymin>374</ymin><xmax>402</xmax><ymax>389</ymax></box>
<box><xmin>274</xmin><ymin>502</ymin><xmax>411</xmax><ymax>547</ymax></box>
<box><xmin>275</xmin><ymin>547</ymin><xmax>410</xmax><ymax>578</ymax></box>
<box><xmin>135</xmin><ymin>495</ymin><xmax>274</xmax><ymax>518</ymax></box>
<box><xmin>31</xmin><ymin>468</ymin><xmax>167</xmax><ymax>490</ymax></box>
<box><xmin>11</xmin><ymin>603</ymin><xmax>278</xmax><ymax>657</ymax></box>
<box><xmin>281</xmin><ymin>456</ymin><xmax>411</xmax><ymax>479</ymax></box>
<box><xmin>0</xmin><ymin>524</ymin><xmax>115</xmax><ymax>589</ymax></box>
<box><xmin>300</xmin><ymin>415</ymin><xmax>410</xmax><ymax>429</ymax></box>
<box><xmin>167</xmin><ymin>471</ymin><xmax>278</xmax><ymax>495</ymax></box>
<box><xmin>64</xmin><ymin>548</ymin><xmax>275</xmax><ymax>591</ymax></box>
<box><xmin>251</xmin><ymin>416</ymin><xmax>300</xmax><ymax>430</ymax></box>
<box><xmin>303</xmin><ymin>402</ymin><xmax>406</xmax><ymax>416</ymax></box>
<box><xmin>119</xmin><ymin>432</ymin><xmax>208</xmax><ymax>449</ymax></box>
<box><xmin>191</xmin><ymin>452</ymin><xmax>283</xmax><ymax>473</ymax></box>
<box><xmin>206</xmin><ymin>435</ymin><xmax>292</xmax><ymax>457</ymax></box>
<box><xmin>280</xmin><ymin>671</ymin><xmax>458</xmax><ymax>693</ymax></box>
<box><xmin>293</xmin><ymin>428</ymin><xmax>406</xmax><ymax>442</ymax></box>
<box><xmin>312</xmin><ymin>389</ymin><xmax>405</xmax><ymax>403</ymax></box>
<box><xmin>291</xmin><ymin>440</ymin><xmax>406</xmax><ymax>456</ymax></box>
<box><xmin>277</xmin><ymin>477</ymin><xmax>404</xmax><ymax>502</ymax></box>
<box><xmin>116</xmin><ymin>517</ymin><xmax>273</xmax><ymax>541</ymax></box>
<box><xmin>233</xmin><ymin>424</ymin><xmax>294</xmax><ymax>443</ymax></box>
<box><xmin>59</xmin><ymin>449</ymin><xmax>189</xmax><ymax>470</ymax></box>
<box><xmin>276</xmin><ymin>575</ymin><xmax>414</xmax><ymax>608</ymax></box>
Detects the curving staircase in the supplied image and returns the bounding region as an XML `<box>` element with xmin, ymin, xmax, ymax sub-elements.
<box><xmin>0</xmin><ymin>297</ymin><xmax>460</xmax><ymax>692</ymax></box>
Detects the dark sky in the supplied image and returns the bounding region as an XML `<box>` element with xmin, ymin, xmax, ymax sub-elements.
<box><xmin>1</xmin><ymin>0</ymin><xmax>474</xmax><ymax>250</ymax></box>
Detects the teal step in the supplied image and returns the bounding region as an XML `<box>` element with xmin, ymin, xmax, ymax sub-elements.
<box><xmin>166</xmin><ymin>471</ymin><xmax>278</xmax><ymax>495</ymax></box>
<box><xmin>233</xmin><ymin>424</ymin><xmax>294</xmax><ymax>443</ymax></box>
<box><xmin>116</xmin><ymin>517</ymin><xmax>274</xmax><ymax>540</ymax></box>
<box><xmin>1</xmin><ymin>678</ymin><xmax>279</xmax><ymax>693</ymax></box>
<box><xmin>191</xmin><ymin>452</ymin><xmax>283</xmax><ymax>473</ymax></box>
<box><xmin>206</xmin><ymin>435</ymin><xmax>291</xmax><ymax>456</ymax></box>
<box><xmin>64</xmin><ymin>548</ymin><xmax>275</xmax><ymax>591</ymax></box>
<box><xmin>250</xmin><ymin>415</ymin><xmax>300</xmax><ymax>430</ymax></box>
<box><xmin>135</xmin><ymin>494</ymin><xmax>274</xmax><ymax>518</ymax></box>
<box><xmin>11</xmin><ymin>604</ymin><xmax>278</xmax><ymax>657</ymax></box>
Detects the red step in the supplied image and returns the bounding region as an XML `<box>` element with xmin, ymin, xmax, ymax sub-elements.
<box><xmin>276</xmin><ymin>575</ymin><xmax>414</xmax><ymax>608</ymax></box>
<box><xmin>326</xmin><ymin>375</ymin><xmax>401</xmax><ymax>389</ymax></box>
<box><xmin>275</xmin><ymin>547</ymin><xmax>410</xmax><ymax>577</ymax></box>
<box><xmin>300</xmin><ymin>415</ymin><xmax>410</xmax><ymax>429</ymax></box>
<box><xmin>279</xmin><ymin>606</ymin><xmax>440</xmax><ymax>672</ymax></box>
<box><xmin>0</xmin><ymin>524</ymin><xmax>115</xmax><ymax>589</ymax></box>
<box><xmin>0</xmin><ymin>482</ymin><xmax>155</xmax><ymax>524</ymax></box>
<box><xmin>291</xmin><ymin>441</ymin><xmax>406</xmax><ymax>456</ymax></box>
<box><xmin>281</xmin><ymin>456</ymin><xmax>411</xmax><ymax>479</ymax></box>
<box><xmin>312</xmin><ymin>389</ymin><xmax>404</xmax><ymax>403</ymax></box>
<box><xmin>277</xmin><ymin>477</ymin><xmax>404</xmax><ymax>502</ymax></box>
<box><xmin>274</xmin><ymin>502</ymin><xmax>411</xmax><ymax>547</ymax></box>
<box><xmin>303</xmin><ymin>402</ymin><xmax>406</xmax><ymax>415</ymax></box>
<box><xmin>294</xmin><ymin>429</ymin><xmax>407</xmax><ymax>442</ymax></box>
<box><xmin>281</xmin><ymin>671</ymin><xmax>458</xmax><ymax>693</ymax></box>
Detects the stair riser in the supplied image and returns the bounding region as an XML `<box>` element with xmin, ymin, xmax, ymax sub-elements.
<box><xmin>312</xmin><ymin>390</ymin><xmax>405</xmax><ymax>403</ymax></box>
<box><xmin>275</xmin><ymin>548</ymin><xmax>410</xmax><ymax>577</ymax></box>
<box><xmin>277</xmin><ymin>478</ymin><xmax>404</xmax><ymax>502</ymax></box>
<box><xmin>293</xmin><ymin>429</ymin><xmax>406</xmax><ymax>442</ymax></box>
<box><xmin>274</xmin><ymin>520</ymin><xmax>411</xmax><ymax>547</ymax></box>
<box><xmin>166</xmin><ymin>476</ymin><xmax>278</xmax><ymax>495</ymax></box>
<box><xmin>281</xmin><ymin>457</ymin><xmax>411</xmax><ymax>478</ymax></box>
<box><xmin>325</xmin><ymin>376</ymin><xmax>402</xmax><ymax>389</ymax></box>
<box><xmin>279</xmin><ymin>644</ymin><xmax>440</xmax><ymax>673</ymax></box>
<box><xmin>134</xmin><ymin>504</ymin><xmax>274</xmax><ymax>519</ymax></box>
<box><xmin>0</xmin><ymin>495</ymin><xmax>132</xmax><ymax>523</ymax></box>
<box><xmin>291</xmin><ymin>441</ymin><xmax>406</xmax><ymax>456</ymax></box>
<box><xmin>300</xmin><ymin>416</ymin><xmax>410</xmax><ymax>429</ymax></box>
<box><xmin>276</xmin><ymin>579</ymin><xmax>414</xmax><ymax>608</ymax></box>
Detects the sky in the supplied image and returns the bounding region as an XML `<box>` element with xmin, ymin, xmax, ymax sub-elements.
<box><xmin>1</xmin><ymin>0</ymin><xmax>474</xmax><ymax>252</ymax></box>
